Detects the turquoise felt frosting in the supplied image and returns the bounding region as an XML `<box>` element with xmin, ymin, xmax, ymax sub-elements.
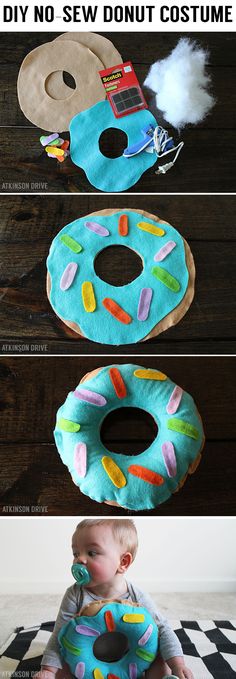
<box><xmin>58</xmin><ymin>601</ymin><xmax>158</xmax><ymax>679</ymax></box>
<box><xmin>47</xmin><ymin>210</ymin><xmax>189</xmax><ymax>346</ymax></box>
<box><xmin>69</xmin><ymin>101</ymin><xmax>157</xmax><ymax>192</ymax></box>
<box><xmin>54</xmin><ymin>363</ymin><xmax>205</xmax><ymax>511</ymax></box>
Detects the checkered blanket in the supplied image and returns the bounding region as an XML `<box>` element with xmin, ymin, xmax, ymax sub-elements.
<box><xmin>0</xmin><ymin>620</ymin><xmax>236</xmax><ymax>678</ymax></box>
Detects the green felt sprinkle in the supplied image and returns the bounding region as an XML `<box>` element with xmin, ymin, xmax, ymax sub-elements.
<box><xmin>60</xmin><ymin>234</ymin><xmax>82</xmax><ymax>253</ymax></box>
<box><xmin>136</xmin><ymin>648</ymin><xmax>156</xmax><ymax>662</ymax></box>
<box><xmin>61</xmin><ymin>637</ymin><xmax>81</xmax><ymax>656</ymax></box>
<box><xmin>167</xmin><ymin>418</ymin><xmax>199</xmax><ymax>440</ymax></box>
<box><xmin>57</xmin><ymin>418</ymin><xmax>80</xmax><ymax>433</ymax></box>
<box><xmin>151</xmin><ymin>266</ymin><xmax>180</xmax><ymax>292</ymax></box>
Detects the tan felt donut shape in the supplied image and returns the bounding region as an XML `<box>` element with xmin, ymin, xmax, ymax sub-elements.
<box><xmin>17</xmin><ymin>40</ymin><xmax>105</xmax><ymax>132</ymax></box>
<box><xmin>46</xmin><ymin>32</ymin><xmax>122</xmax><ymax>100</ymax></box>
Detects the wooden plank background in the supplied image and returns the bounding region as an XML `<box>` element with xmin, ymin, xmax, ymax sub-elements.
<box><xmin>0</xmin><ymin>194</ymin><xmax>236</xmax><ymax>355</ymax></box>
<box><xmin>0</xmin><ymin>32</ymin><xmax>236</xmax><ymax>193</ymax></box>
<box><xmin>0</xmin><ymin>355</ymin><xmax>235</xmax><ymax>516</ymax></box>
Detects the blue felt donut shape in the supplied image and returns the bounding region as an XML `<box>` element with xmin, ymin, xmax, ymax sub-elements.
<box><xmin>58</xmin><ymin>601</ymin><xmax>158</xmax><ymax>679</ymax></box>
<box><xmin>69</xmin><ymin>101</ymin><xmax>157</xmax><ymax>192</ymax></box>
<box><xmin>54</xmin><ymin>363</ymin><xmax>205</xmax><ymax>511</ymax></box>
<box><xmin>46</xmin><ymin>209</ymin><xmax>192</xmax><ymax>346</ymax></box>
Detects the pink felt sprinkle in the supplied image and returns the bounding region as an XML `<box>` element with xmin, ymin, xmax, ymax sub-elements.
<box><xmin>166</xmin><ymin>385</ymin><xmax>183</xmax><ymax>414</ymax></box>
<box><xmin>84</xmin><ymin>221</ymin><xmax>110</xmax><ymax>237</ymax></box>
<box><xmin>75</xmin><ymin>662</ymin><xmax>85</xmax><ymax>679</ymax></box>
<box><xmin>137</xmin><ymin>288</ymin><xmax>153</xmax><ymax>321</ymax></box>
<box><xmin>75</xmin><ymin>624</ymin><xmax>99</xmax><ymax>637</ymax></box>
<box><xmin>129</xmin><ymin>664</ymin><xmax>137</xmax><ymax>679</ymax></box>
<box><xmin>74</xmin><ymin>388</ymin><xmax>107</xmax><ymax>407</ymax></box>
<box><xmin>74</xmin><ymin>443</ymin><xmax>87</xmax><ymax>478</ymax></box>
<box><xmin>138</xmin><ymin>624</ymin><xmax>153</xmax><ymax>646</ymax></box>
<box><xmin>60</xmin><ymin>262</ymin><xmax>78</xmax><ymax>291</ymax></box>
<box><xmin>154</xmin><ymin>240</ymin><xmax>176</xmax><ymax>262</ymax></box>
<box><xmin>162</xmin><ymin>441</ymin><xmax>177</xmax><ymax>478</ymax></box>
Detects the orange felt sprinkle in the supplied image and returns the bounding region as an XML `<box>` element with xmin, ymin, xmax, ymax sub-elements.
<box><xmin>109</xmin><ymin>368</ymin><xmax>127</xmax><ymax>399</ymax></box>
<box><xmin>102</xmin><ymin>298</ymin><xmax>132</xmax><ymax>324</ymax></box>
<box><xmin>128</xmin><ymin>465</ymin><xmax>164</xmax><ymax>486</ymax></box>
<box><xmin>119</xmin><ymin>214</ymin><xmax>128</xmax><ymax>236</ymax></box>
<box><xmin>105</xmin><ymin>610</ymin><xmax>116</xmax><ymax>631</ymax></box>
<box><xmin>108</xmin><ymin>675</ymin><xmax>120</xmax><ymax>679</ymax></box>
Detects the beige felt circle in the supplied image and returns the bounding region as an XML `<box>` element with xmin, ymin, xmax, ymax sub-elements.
<box><xmin>46</xmin><ymin>32</ymin><xmax>122</xmax><ymax>100</ymax></box>
<box><xmin>17</xmin><ymin>40</ymin><xmax>105</xmax><ymax>132</ymax></box>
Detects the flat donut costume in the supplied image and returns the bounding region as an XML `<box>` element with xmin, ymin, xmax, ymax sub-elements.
<box><xmin>54</xmin><ymin>364</ymin><xmax>205</xmax><ymax>511</ymax></box>
<box><xmin>46</xmin><ymin>209</ymin><xmax>195</xmax><ymax>346</ymax></box>
<box><xmin>58</xmin><ymin>600</ymin><xmax>158</xmax><ymax>679</ymax></box>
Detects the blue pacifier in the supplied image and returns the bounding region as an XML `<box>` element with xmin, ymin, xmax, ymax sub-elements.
<box><xmin>71</xmin><ymin>563</ymin><xmax>91</xmax><ymax>586</ymax></box>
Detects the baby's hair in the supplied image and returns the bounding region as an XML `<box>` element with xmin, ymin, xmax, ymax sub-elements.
<box><xmin>75</xmin><ymin>519</ymin><xmax>138</xmax><ymax>560</ymax></box>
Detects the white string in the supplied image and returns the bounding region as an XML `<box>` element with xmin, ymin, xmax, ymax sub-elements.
<box><xmin>152</xmin><ymin>125</ymin><xmax>184</xmax><ymax>174</ymax></box>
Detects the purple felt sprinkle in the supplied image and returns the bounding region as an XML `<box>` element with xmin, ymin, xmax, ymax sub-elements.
<box><xmin>129</xmin><ymin>663</ymin><xmax>137</xmax><ymax>679</ymax></box>
<box><xmin>84</xmin><ymin>221</ymin><xmax>110</xmax><ymax>237</ymax></box>
<box><xmin>138</xmin><ymin>624</ymin><xmax>153</xmax><ymax>646</ymax></box>
<box><xmin>75</xmin><ymin>624</ymin><xmax>100</xmax><ymax>637</ymax></box>
<box><xmin>74</xmin><ymin>443</ymin><xmax>87</xmax><ymax>478</ymax></box>
<box><xmin>40</xmin><ymin>133</ymin><xmax>59</xmax><ymax>147</ymax></box>
<box><xmin>137</xmin><ymin>288</ymin><xmax>153</xmax><ymax>321</ymax></box>
<box><xmin>162</xmin><ymin>441</ymin><xmax>177</xmax><ymax>477</ymax></box>
<box><xmin>60</xmin><ymin>262</ymin><xmax>78</xmax><ymax>291</ymax></box>
<box><xmin>154</xmin><ymin>240</ymin><xmax>176</xmax><ymax>262</ymax></box>
<box><xmin>166</xmin><ymin>385</ymin><xmax>183</xmax><ymax>414</ymax></box>
<box><xmin>75</xmin><ymin>662</ymin><xmax>85</xmax><ymax>679</ymax></box>
<box><xmin>74</xmin><ymin>388</ymin><xmax>107</xmax><ymax>407</ymax></box>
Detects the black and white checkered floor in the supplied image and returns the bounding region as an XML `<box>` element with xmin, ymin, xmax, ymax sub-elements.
<box><xmin>0</xmin><ymin>620</ymin><xmax>236</xmax><ymax>678</ymax></box>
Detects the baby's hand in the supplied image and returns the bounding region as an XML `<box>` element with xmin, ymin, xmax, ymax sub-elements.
<box><xmin>167</xmin><ymin>656</ymin><xmax>194</xmax><ymax>679</ymax></box>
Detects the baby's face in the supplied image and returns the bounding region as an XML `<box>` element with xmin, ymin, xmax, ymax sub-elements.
<box><xmin>72</xmin><ymin>525</ymin><xmax>124</xmax><ymax>587</ymax></box>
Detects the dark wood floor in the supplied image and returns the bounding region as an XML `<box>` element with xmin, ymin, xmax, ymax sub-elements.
<box><xmin>0</xmin><ymin>356</ymin><xmax>235</xmax><ymax>516</ymax></box>
<box><xmin>0</xmin><ymin>32</ymin><xmax>235</xmax><ymax>193</ymax></box>
<box><xmin>0</xmin><ymin>194</ymin><xmax>235</xmax><ymax>355</ymax></box>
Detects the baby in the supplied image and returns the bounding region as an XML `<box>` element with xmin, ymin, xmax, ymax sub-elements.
<box><xmin>35</xmin><ymin>519</ymin><xmax>193</xmax><ymax>679</ymax></box>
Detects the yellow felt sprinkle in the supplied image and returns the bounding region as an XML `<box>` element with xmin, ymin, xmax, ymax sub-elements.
<box><xmin>137</xmin><ymin>221</ymin><xmax>165</xmax><ymax>237</ymax></box>
<box><xmin>102</xmin><ymin>457</ymin><xmax>126</xmax><ymax>488</ymax></box>
<box><xmin>82</xmin><ymin>281</ymin><xmax>96</xmax><ymax>312</ymax></box>
<box><xmin>133</xmin><ymin>369</ymin><xmax>167</xmax><ymax>381</ymax></box>
<box><xmin>94</xmin><ymin>670</ymin><xmax>104</xmax><ymax>679</ymax></box>
<box><xmin>123</xmin><ymin>614</ymin><xmax>145</xmax><ymax>623</ymax></box>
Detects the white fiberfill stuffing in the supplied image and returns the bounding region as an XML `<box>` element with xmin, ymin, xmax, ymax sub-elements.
<box><xmin>144</xmin><ymin>38</ymin><xmax>215</xmax><ymax>129</ymax></box>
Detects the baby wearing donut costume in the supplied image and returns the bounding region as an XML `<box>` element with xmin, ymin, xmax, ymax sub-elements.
<box><xmin>36</xmin><ymin>519</ymin><xmax>194</xmax><ymax>679</ymax></box>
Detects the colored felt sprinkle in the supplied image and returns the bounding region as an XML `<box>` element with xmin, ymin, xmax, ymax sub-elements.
<box><xmin>137</xmin><ymin>221</ymin><xmax>165</xmax><ymax>237</ymax></box>
<box><xmin>105</xmin><ymin>610</ymin><xmax>116</xmax><ymax>631</ymax></box>
<box><xmin>109</xmin><ymin>368</ymin><xmax>127</xmax><ymax>399</ymax></box>
<box><xmin>151</xmin><ymin>266</ymin><xmax>180</xmax><ymax>292</ymax></box>
<box><xmin>84</xmin><ymin>221</ymin><xmax>110</xmax><ymax>237</ymax></box>
<box><xmin>137</xmin><ymin>288</ymin><xmax>153</xmax><ymax>321</ymax></box>
<box><xmin>162</xmin><ymin>441</ymin><xmax>177</xmax><ymax>478</ymax></box>
<box><xmin>167</xmin><ymin>418</ymin><xmax>199</xmax><ymax>440</ymax></box>
<box><xmin>166</xmin><ymin>385</ymin><xmax>183</xmax><ymax>415</ymax></box>
<box><xmin>60</xmin><ymin>234</ymin><xmax>82</xmax><ymax>254</ymax></box>
<box><xmin>82</xmin><ymin>281</ymin><xmax>96</xmax><ymax>312</ymax></box>
<box><xmin>94</xmin><ymin>669</ymin><xmax>104</xmax><ymax>679</ymax></box>
<box><xmin>108</xmin><ymin>675</ymin><xmax>120</xmax><ymax>679</ymax></box>
<box><xmin>75</xmin><ymin>662</ymin><xmax>85</xmax><ymax>679</ymax></box>
<box><xmin>135</xmin><ymin>648</ymin><xmax>156</xmax><ymax>662</ymax></box>
<box><xmin>57</xmin><ymin>418</ymin><xmax>80</xmax><ymax>433</ymax></box>
<box><xmin>128</xmin><ymin>465</ymin><xmax>164</xmax><ymax>486</ymax></box>
<box><xmin>134</xmin><ymin>369</ymin><xmax>167</xmax><ymax>381</ymax></box>
<box><xmin>74</xmin><ymin>388</ymin><xmax>107</xmax><ymax>407</ymax></box>
<box><xmin>102</xmin><ymin>457</ymin><xmax>127</xmax><ymax>488</ymax></box>
<box><xmin>61</xmin><ymin>637</ymin><xmax>81</xmax><ymax>656</ymax></box>
<box><xmin>48</xmin><ymin>137</ymin><xmax>64</xmax><ymax>147</ymax></box>
<box><xmin>45</xmin><ymin>145</ymin><xmax>64</xmax><ymax>157</ymax></box>
<box><xmin>154</xmin><ymin>240</ymin><xmax>176</xmax><ymax>261</ymax></box>
<box><xmin>40</xmin><ymin>133</ymin><xmax>59</xmax><ymax>146</ymax></box>
<box><xmin>102</xmin><ymin>298</ymin><xmax>132</xmax><ymax>324</ymax></box>
<box><xmin>138</xmin><ymin>624</ymin><xmax>153</xmax><ymax>646</ymax></box>
<box><xmin>61</xmin><ymin>140</ymin><xmax>70</xmax><ymax>151</ymax></box>
<box><xmin>60</xmin><ymin>262</ymin><xmax>78</xmax><ymax>291</ymax></box>
<box><xmin>129</xmin><ymin>664</ymin><xmax>137</xmax><ymax>679</ymax></box>
<box><xmin>74</xmin><ymin>443</ymin><xmax>87</xmax><ymax>478</ymax></box>
<box><xmin>75</xmin><ymin>624</ymin><xmax>99</xmax><ymax>637</ymax></box>
<box><xmin>119</xmin><ymin>214</ymin><xmax>129</xmax><ymax>236</ymax></box>
<box><xmin>123</xmin><ymin>614</ymin><xmax>145</xmax><ymax>623</ymax></box>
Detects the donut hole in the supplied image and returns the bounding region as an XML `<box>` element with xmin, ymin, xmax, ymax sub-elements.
<box><xmin>45</xmin><ymin>71</ymin><xmax>76</xmax><ymax>100</ymax></box>
<box><xmin>94</xmin><ymin>245</ymin><xmax>143</xmax><ymax>286</ymax></box>
<box><xmin>99</xmin><ymin>128</ymin><xmax>128</xmax><ymax>158</ymax></box>
<box><xmin>93</xmin><ymin>631</ymin><xmax>129</xmax><ymax>662</ymax></box>
<box><xmin>101</xmin><ymin>407</ymin><xmax>158</xmax><ymax>455</ymax></box>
